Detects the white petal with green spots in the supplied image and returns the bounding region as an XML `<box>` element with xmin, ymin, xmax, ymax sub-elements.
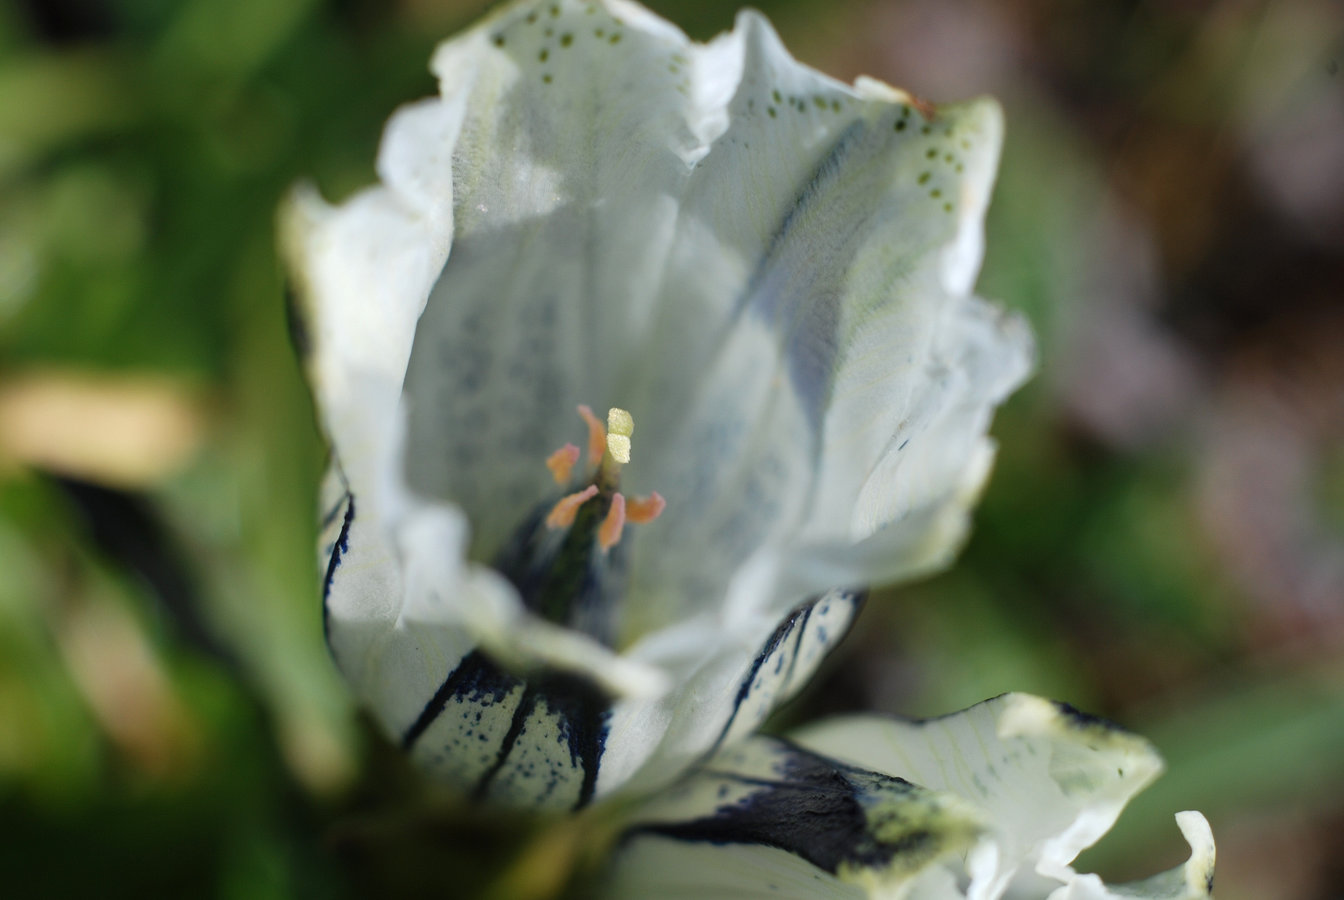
<box><xmin>283</xmin><ymin>0</ymin><xmax>1031</xmax><ymax>810</ymax></box>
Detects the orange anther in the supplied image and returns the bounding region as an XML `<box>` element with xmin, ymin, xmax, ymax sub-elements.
<box><xmin>596</xmin><ymin>494</ymin><xmax>626</xmax><ymax>550</ymax></box>
<box><xmin>577</xmin><ymin>404</ymin><xmax>607</xmax><ymax>464</ymax></box>
<box><xmin>545</xmin><ymin>485</ymin><xmax>598</xmax><ymax>529</ymax></box>
<box><xmin>625</xmin><ymin>492</ymin><xmax>666</xmax><ymax>524</ymax></box>
<box><xmin>598</xmin><ymin>492</ymin><xmax>627</xmax><ymax>551</ymax></box>
<box><xmin>546</xmin><ymin>443</ymin><xmax>581</xmax><ymax>485</ymax></box>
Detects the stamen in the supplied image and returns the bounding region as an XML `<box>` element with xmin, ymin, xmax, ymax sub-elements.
<box><xmin>625</xmin><ymin>492</ymin><xmax>666</xmax><ymax>524</ymax></box>
<box><xmin>598</xmin><ymin>492</ymin><xmax>627</xmax><ymax>551</ymax></box>
<box><xmin>545</xmin><ymin>443</ymin><xmax>581</xmax><ymax>485</ymax></box>
<box><xmin>534</xmin><ymin>405</ymin><xmax>663</xmax><ymax>548</ymax></box>
<box><xmin>546</xmin><ymin>485</ymin><xmax>598</xmax><ymax>529</ymax></box>
<box><xmin>606</xmin><ymin>407</ymin><xmax>633</xmax><ymax>464</ymax></box>
<box><xmin>577</xmin><ymin>404</ymin><xmax>606</xmax><ymax>464</ymax></box>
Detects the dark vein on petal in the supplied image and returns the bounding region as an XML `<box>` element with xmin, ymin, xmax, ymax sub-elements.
<box><xmin>321</xmin><ymin>492</ymin><xmax>355</xmax><ymax>648</ymax></box>
<box><xmin>401</xmin><ymin>649</ymin><xmax>496</xmax><ymax>750</ymax></box>
<box><xmin>780</xmin><ymin>602</ymin><xmax>813</xmax><ymax>691</ymax></box>
<box><xmin>628</xmin><ymin>739</ymin><xmax>918</xmax><ymax>876</ymax></box>
<box><xmin>471</xmin><ymin>683</ymin><xmax>541</xmax><ymax>802</ymax></box>
<box><xmin>709</xmin><ymin>605</ymin><xmax>806</xmax><ymax>754</ymax></box>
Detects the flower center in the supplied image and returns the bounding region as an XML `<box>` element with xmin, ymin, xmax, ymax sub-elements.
<box><xmin>491</xmin><ymin>405</ymin><xmax>664</xmax><ymax>647</ymax></box>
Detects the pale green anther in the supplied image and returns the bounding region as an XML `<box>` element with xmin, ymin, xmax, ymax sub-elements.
<box><xmin>606</xmin><ymin>406</ymin><xmax>633</xmax><ymax>464</ymax></box>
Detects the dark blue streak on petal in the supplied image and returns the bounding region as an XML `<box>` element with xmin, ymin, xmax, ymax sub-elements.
<box><xmin>401</xmin><ymin>649</ymin><xmax>509</xmax><ymax>751</ymax></box>
<box><xmin>708</xmin><ymin>605</ymin><xmax>807</xmax><ymax>755</ymax></box>
<box><xmin>630</xmin><ymin>738</ymin><xmax>932</xmax><ymax>875</ymax></box>
<box><xmin>403</xmin><ymin>651</ymin><xmax>613</xmax><ymax>811</ymax></box>
<box><xmin>778</xmin><ymin>603</ymin><xmax>812</xmax><ymax>691</ymax></box>
<box><xmin>708</xmin><ymin>590</ymin><xmax>864</xmax><ymax>756</ymax></box>
<box><xmin>534</xmin><ymin>669</ymin><xmax>613</xmax><ymax>809</ymax></box>
<box><xmin>320</xmin><ymin>492</ymin><xmax>355</xmax><ymax>648</ymax></box>
<box><xmin>1053</xmin><ymin>700</ymin><xmax>1130</xmax><ymax>735</ymax></box>
<box><xmin>471</xmin><ymin>678</ymin><xmax>541</xmax><ymax>802</ymax></box>
<box><xmin>472</xmin><ymin>669</ymin><xmax>612</xmax><ymax>810</ymax></box>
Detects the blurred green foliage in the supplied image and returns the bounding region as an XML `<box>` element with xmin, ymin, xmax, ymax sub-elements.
<box><xmin>1</xmin><ymin>1</ymin><xmax>1341</xmax><ymax>898</ymax></box>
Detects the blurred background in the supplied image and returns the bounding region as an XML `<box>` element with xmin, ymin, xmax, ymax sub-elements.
<box><xmin>0</xmin><ymin>0</ymin><xmax>1339</xmax><ymax>897</ymax></box>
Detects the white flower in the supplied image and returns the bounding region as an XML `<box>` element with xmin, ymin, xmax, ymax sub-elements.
<box><xmin>281</xmin><ymin>0</ymin><xmax>1031</xmax><ymax>811</ymax></box>
<box><xmin>604</xmin><ymin>693</ymin><xmax>1216</xmax><ymax>899</ymax></box>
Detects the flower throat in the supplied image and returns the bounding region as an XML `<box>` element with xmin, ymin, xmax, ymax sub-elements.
<box><xmin>492</xmin><ymin>406</ymin><xmax>664</xmax><ymax>647</ymax></box>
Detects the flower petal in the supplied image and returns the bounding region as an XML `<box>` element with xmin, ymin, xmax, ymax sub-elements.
<box><xmin>602</xmin><ymin>735</ymin><xmax>987</xmax><ymax>899</ymax></box>
<box><xmin>603</xmin><ymin>697</ymin><xmax>1215</xmax><ymax>899</ymax></box>
<box><xmin>288</xmin><ymin>0</ymin><xmax>1032</xmax><ymax>810</ymax></box>
<box><xmin>792</xmin><ymin>694</ymin><xmax>1173</xmax><ymax>897</ymax></box>
<box><xmin>400</xmin><ymin>0</ymin><xmax>714</xmax><ymax>558</ymax></box>
<box><xmin>1034</xmin><ymin>811</ymin><xmax>1214</xmax><ymax>900</ymax></box>
<box><xmin>394</xmin><ymin>2</ymin><xmax>1029</xmax><ymax>612</ymax></box>
<box><xmin>787</xmin><ymin>292</ymin><xmax>1033</xmax><ymax>598</ymax></box>
<box><xmin>598</xmin><ymin>589</ymin><xmax>862</xmax><ymax>798</ymax></box>
<box><xmin>282</xmin><ymin>95</ymin><xmax>464</xmax><ymax>519</ymax></box>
